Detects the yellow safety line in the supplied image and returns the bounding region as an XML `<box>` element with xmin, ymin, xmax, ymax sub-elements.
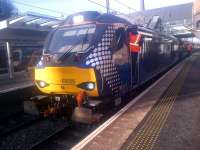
<box><xmin>129</xmin><ymin>87</ymin><xmax>177</xmax><ymax>150</ymax></box>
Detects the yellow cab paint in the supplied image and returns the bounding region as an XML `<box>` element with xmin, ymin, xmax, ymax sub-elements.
<box><xmin>35</xmin><ymin>66</ymin><xmax>99</xmax><ymax>96</ymax></box>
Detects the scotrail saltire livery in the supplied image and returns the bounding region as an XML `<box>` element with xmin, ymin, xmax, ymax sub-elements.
<box><xmin>34</xmin><ymin>11</ymin><xmax>187</xmax><ymax>123</ymax></box>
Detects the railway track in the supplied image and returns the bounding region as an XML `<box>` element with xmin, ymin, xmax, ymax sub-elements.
<box><xmin>0</xmin><ymin>117</ymin><xmax>68</xmax><ymax>150</ymax></box>
<box><xmin>0</xmin><ymin>113</ymin><xmax>41</xmax><ymax>138</ymax></box>
<box><xmin>0</xmin><ymin>98</ymin><xmax>127</xmax><ymax>150</ymax></box>
<box><xmin>31</xmin><ymin>122</ymin><xmax>97</xmax><ymax>150</ymax></box>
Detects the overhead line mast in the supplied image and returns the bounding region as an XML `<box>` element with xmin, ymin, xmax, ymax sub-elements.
<box><xmin>106</xmin><ymin>0</ymin><xmax>110</xmax><ymax>14</ymax></box>
<box><xmin>140</xmin><ymin>0</ymin><xmax>145</xmax><ymax>11</ymax></box>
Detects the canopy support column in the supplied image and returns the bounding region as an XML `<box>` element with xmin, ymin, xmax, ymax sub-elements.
<box><xmin>6</xmin><ymin>41</ymin><xmax>13</xmax><ymax>79</ymax></box>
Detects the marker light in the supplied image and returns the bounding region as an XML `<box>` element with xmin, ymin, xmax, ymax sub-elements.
<box><xmin>36</xmin><ymin>56</ymin><xmax>45</xmax><ymax>68</ymax></box>
<box><xmin>36</xmin><ymin>60</ymin><xmax>45</xmax><ymax>68</ymax></box>
<box><xmin>38</xmin><ymin>60</ymin><xmax>43</xmax><ymax>67</ymax></box>
<box><xmin>36</xmin><ymin>80</ymin><xmax>49</xmax><ymax>88</ymax></box>
<box><xmin>73</xmin><ymin>15</ymin><xmax>84</xmax><ymax>24</ymax></box>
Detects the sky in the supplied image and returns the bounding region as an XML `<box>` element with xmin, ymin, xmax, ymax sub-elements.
<box><xmin>11</xmin><ymin>0</ymin><xmax>193</xmax><ymax>18</ymax></box>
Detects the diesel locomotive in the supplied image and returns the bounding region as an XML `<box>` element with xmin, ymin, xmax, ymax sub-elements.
<box><xmin>34</xmin><ymin>11</ymin><xmax>184</xmax><ymax>123</ymax></box>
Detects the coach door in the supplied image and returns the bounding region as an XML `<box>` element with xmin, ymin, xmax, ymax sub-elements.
<box><xmin>128</xmin><ymin>29</ymin><xmax>142</xmax><ymax>87</ymax></box>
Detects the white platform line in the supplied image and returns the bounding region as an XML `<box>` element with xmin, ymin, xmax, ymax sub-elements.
<box><xmin>71</xmin><ymin>62</ymin><xmax>183</xmax><ymax>150</ymax></box>
<box><xmin>0</xmin><ymin>83</ymin><xmax>34</xmax><ymax>94</ymax></box>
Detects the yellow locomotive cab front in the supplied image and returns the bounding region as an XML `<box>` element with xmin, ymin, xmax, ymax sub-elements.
<box><xmin>35</xmin><ymin>67</ymin><xmax>99</xmax><ymax>97</ymax></box>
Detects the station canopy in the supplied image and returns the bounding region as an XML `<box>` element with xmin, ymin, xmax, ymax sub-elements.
<box><xmin>0</xmin><ymin>11</ymin><xmax>63</xmax><ymax>32</ymax></box>
<box><xmin>128</xmin><ymin>3</ymin><xmax>196</xmax><ymax>39</ymax></box>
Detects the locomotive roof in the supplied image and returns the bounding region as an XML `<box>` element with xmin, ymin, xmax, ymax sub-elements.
<box><xmin>63</xmin><ymin>11</ymin><xmax>132</xmax><ymax>25</ymax></box>
<box><xmin>94</xmin><ymin>13</ymin><xmax>132</xmax><ymax>25</ymax></box>
<box><xmin>59</xmin><ymin>11</ymin><xmax>178</xmax><ymax>41</ymax></box>
<box><xmin>62</xmin><ymin>11</ymin><xmax>161</xmax><ymax>35</ymax></box>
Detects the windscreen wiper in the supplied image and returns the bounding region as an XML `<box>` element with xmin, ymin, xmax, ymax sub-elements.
<box><xmin>58</xmin><ymin>44</ymin><xmax>79</xmax><ymax>62</ymax></box>
<box><xmin>58</xmin><ymin>29</ymin><xmax>80</xmax><ymax>62</ymax></box>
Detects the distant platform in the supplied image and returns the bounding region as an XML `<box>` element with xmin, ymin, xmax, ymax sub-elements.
<box><xmin>72</xmin><ymin>52</ymin><xmax>200</xmax><ymax>150</ymax></box>
<box><xmin>0</xmin><ymin>72</ymin><xmax>34</xmax><ymax>94</ymax></box>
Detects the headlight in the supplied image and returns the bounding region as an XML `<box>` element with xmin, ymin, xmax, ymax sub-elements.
<box><xmin>87</xmin><ymin>83</ymin><xmax>95</xmax><ymax>90</ymax></box>
<box><xmin>77</xmin><ymin>82</ymin><xmax>95</xmax><ymax>91</ymax></box>
<box><xmin>36</xmin><ymin>80</ymin><xmax>49</xmax><ymax>88</ymax></box>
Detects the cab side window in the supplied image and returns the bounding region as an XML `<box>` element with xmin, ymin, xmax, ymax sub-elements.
<box><xmin>112</xmin><ymin>28</ymin><xmax>129</xmax><ymax>65</ymax></box>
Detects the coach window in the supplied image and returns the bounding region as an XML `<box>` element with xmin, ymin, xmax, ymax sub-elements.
<box><xmin>112</xmin><ymin>28</ymin><xmax>129</xmax><ymax>65</ymax></box>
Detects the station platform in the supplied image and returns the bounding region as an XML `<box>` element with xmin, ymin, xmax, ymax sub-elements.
<box><xmin>0</xmin><ymin>71</ymin><xmax>33</xmax><ymax>94</ymax></box>
<box><xmin>72</xmin><ymin>52</ymin><xmax>200</xmax><ymax>150</ymax></box>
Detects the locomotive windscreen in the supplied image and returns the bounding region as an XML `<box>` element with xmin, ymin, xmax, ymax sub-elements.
<box><xmin>45</xmin><ymin>24</ymin><xmax>96</xmax><ymax>54</ymax></box>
